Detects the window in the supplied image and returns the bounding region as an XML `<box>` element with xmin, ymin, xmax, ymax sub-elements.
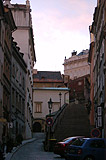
<box><xmin>90</xmin><ymin>140</ymin><xmax>105</xmax><ymax>148</ymax></box>
<box><xmin>72</xmin><ymin>138</ymin><xmax>85</xmax><ymax>146</ymax></box>
<box><xmin>1</xmin><ymin>64</ymin><xmax>3</xmax><ymax>81</ymax></box>
<box><xmin>7</xmin><ymin>65</ymin><xmax>10</xmax><ymax>80</ymax></box>
<box><xmin>1</xmin><ymin>24</ymin><xmax>4</xmax><ymax>48</ymax></box>
<box><xmin>16</xmin><ymin>92</ymin><xmax>18</xmax><ymax>108</ymax></box>
<box><xmin>19</xmin><ymin>95</ymin><xmax>21</xmax><ymax>110</ymax></box>
<box><xmin>16</xmin><ymin>67</ymin><xmax>19</xmax><ymax>81</ymax></box>
<box><xmin>35</xmin><ymin>102</ymin><xmax>42</xmax><ymax>113</ymax></box>
<box><xmin>19</xmin><ymin>72</ymin><xmax>22</xmax><ymax>85</ymax></box>
<box><xmin>22</xmin><ymin>99</ymin><xmax>25</xmax><ymax>115</ymax></box>
<box><xmin>12</xmin><ymin>64</ymin><xmax>15</xmax><ymax>77</ymax></box>
<box><xmin>12</xmin><ymin>88</ymin><xmax>15</xmax><ymax>105</ymax></box>
<box><xmin>0</xmin><ymin>21</ymin><xmax>2</xmax><ymax>43</ymax></box>
<box><xmin>22</xmin><ymin>76</ymin><xmax>25</xmax><ymax>89</ymax></box>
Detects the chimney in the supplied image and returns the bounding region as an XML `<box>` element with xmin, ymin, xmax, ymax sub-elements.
<box><xmin>72</xmin><ymin>50</ymin><xmax>77</xmax><ymax>56</ymax></box>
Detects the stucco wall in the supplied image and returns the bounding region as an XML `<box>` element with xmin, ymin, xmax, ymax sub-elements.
<box><xmin>33</xmin><ymin>89</ymin><xmax>69</xmax><ymax>119</ymax></box>
<box><xmin>13</xmin><ymin>30</ymin><xmax>29</xmax><ymax>60</ymax></box>
<box><xmin>64</xmin><ymin>54</ymin><xmax>90</xmax><ymax>80</ymax></box>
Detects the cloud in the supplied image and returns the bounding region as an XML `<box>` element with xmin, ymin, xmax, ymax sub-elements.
<box><xmin>32</xmin><ymin>0</ymin><xmax>94</xmax><ymax>54</ymax></box>
<box><xmin>32</xmin><ymin>0</ymin><xmax>96</xmax><ymax>72</ymax></box>
<box><xmin>32</xmin><ymin>0</ymin><xmax>95</xmax><ymax>34</ymax></box>
<box><xmin>10</xmin><ymin>0</ymin><xmax>96</xmax><ymax>72</ymax></box>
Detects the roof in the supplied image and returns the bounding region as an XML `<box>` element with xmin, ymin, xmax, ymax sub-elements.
<box><xmin>77</xmin><ymin>50</ymin><xmax>89</xmax><ymax>56</ymax></box>
<box><xmin>33</xmin><ymin>71</ymin><xmax>63</xmax><ymax>82</ymax></box>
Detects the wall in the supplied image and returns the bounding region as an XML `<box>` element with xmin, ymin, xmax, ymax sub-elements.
<box><xmin>10</xmin><ymin>2</ymin><xmax>35</xmax><ymax>139</ymax></box>
<box><xmin>0</xmin><ymin>47</ymin><xmax>3</xmax><ymax>142</ymax></box>
<box><xmin>33</xmin><ymin>88</ymin><xmax>69</xmax><ymax>119</ymax></box>
<box><xmin>64</xmin><ymin>53</ymin><xmax>90</xmax><ymax>80</ymax></box>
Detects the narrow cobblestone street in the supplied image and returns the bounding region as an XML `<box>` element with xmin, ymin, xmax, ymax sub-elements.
<box><xmin>10</xmin><ymin>135</ymin><xmax>65</xmax><ymax>160</ymax></box>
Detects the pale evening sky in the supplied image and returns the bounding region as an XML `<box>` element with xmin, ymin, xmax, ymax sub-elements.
<box><xmin>11</xmin><ymin>0</ymin><xmax>97</xmax><ymax>74</ymax></box>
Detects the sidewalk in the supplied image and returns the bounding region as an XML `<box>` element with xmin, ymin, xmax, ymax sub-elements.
<box><xmin>5</xmin><ymin>138</ymin><xmax>36</xmax><ymax>160</ymax></box>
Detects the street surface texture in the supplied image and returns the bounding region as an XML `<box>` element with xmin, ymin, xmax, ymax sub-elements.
<box><xmin>11</xmin><ymin>135</ymin><xmax>65</xmax><ymax>160</ymax></box>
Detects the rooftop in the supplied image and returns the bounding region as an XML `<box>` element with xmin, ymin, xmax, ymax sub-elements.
<box><xmin>33</xmin><ymin>71</ymin><xmax>63</xmax><ymax>82</ymax></box>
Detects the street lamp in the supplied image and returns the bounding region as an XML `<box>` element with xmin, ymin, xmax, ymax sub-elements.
<box><xmin>59</xmin><ymin>92</ymin><xmax>62</xmax><ymax>109</ymax></box>
<box><xmin>47</xmin><ymin>98</ymin><xmax>53</xmax><ymax>151</ymax></box>
<box><xmin>48</xmin><ymin>98</ymin><xmax>53</xmax><ymax>115</ymax></box>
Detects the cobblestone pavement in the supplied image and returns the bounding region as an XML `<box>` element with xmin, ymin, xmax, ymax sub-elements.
<box><xmin>10</xmin><ymin>138</ymin><xmax>65</xmax><ymax>160</ymax></box>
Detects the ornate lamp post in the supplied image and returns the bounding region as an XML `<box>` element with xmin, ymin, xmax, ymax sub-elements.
<box><xmin>59</xmin><ymin>92</ymin><xmax>62</xmax><ymax>109</ymax></box>
<box><xmin>47</xmin><ymin>98</ymin><xmax>53</xmax><ymax>150</ymax></box>
<box><xmin>48</xmin><ymin>98</ymin><xmax>53</xmax><ymax>115</ymax></box>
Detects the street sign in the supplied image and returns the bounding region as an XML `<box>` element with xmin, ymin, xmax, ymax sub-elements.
<box><xmin>8</xmin><ymin>122</ymin><xmax>13</xmax><ymax>128</ymax></box>
<box><xmin>91</xmin><ymin>128</ymin><xmax>101</xmax><ymax>138</ymax></box>
<box><xmin>46</xmin><ymin>117</ymin><xmax>53</xmax><ymax>126</ymax></box>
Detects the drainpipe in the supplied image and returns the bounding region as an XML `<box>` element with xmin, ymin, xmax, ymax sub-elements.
<box><xmin>64</xmin><ymin>91</ymin><xmax>69</xmax><ymax>104</ymax></box>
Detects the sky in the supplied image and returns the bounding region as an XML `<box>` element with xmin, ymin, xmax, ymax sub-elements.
<box><xmin>11</xmin><ymin>0</ymin><xmax>97</xmax><ymax>74</ymax></box>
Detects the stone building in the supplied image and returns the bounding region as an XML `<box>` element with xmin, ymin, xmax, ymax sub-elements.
<box><xmin>89</xmin><ymin>0</ymin><xmax>106</xmax><ymax>138</ymax></box>
<box><xmin>69</xmin><ymin>75</ymin><xmax>90</xmax><ymax>103</ymax></box>
<box><xmin>0</xmin><ymin>0</ymin><xmax>5</xmax><ymax>143</ymax></box>
<box><xmin>4</xmin><ymin>0</ymin><xmax>36</xmax><ymax>139</ymax></box>
<box><xmin>63</xmin><ymin>49</ymin><xmax>90</xmax><ymax>80</ymax></box>
<box><xmin>88</xmin><ymin>25</ymin><xmax>95</xmax><ymax>130</ymax></box>
<box><xmin>10</xmin><ymin>40</ymin><xmax>27</xmax><ymax>140</ymax></box>
<box><xmin>2</xmin><ymin>5</ymin><xmax>16</xmax><ymax>142</ymax></box>
<box><xmin>63</xmin><ymin>50</ymin><xmax>90</xmax><ymax>103</ymax></box>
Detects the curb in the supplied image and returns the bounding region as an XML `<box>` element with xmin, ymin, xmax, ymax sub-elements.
<box><xmin>5</xmin><ymin>138</ymin><xmax>36</xmax><ymax>160</ymax></box>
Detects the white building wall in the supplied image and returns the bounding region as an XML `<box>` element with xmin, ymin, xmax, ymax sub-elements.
<box><xmin>64</xmin><ymin>53</ymin><xmax>90</xmax><ymax>79</ymax></box>
<box><xmin>33</xmin><ymin>89</ymin><xmax>69</xmax><ymax>119</ymax></box>
<box><xmin>13</xmin><ymin>30</ymin><xmax>29</xmax><ymax>58</ymax></box>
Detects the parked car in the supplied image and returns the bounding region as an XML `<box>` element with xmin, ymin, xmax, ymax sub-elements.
<box><xmin>54</xmin><ymin>136</ymin><xmax>84</xmax><ymax>157</ymax></box>
<box><xmin>65</xmin><ymin>137</ymin><xmax>106</xmax><ymax>160</ymax></box>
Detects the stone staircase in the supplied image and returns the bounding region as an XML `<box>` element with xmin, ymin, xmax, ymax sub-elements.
<box><xmin>54</xmin><ymin>101</ymin><xmax>90</xmax><ymax>141</ymax></box>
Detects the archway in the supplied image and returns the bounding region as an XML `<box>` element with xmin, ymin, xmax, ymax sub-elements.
<box><xmin>33</xmin><ymin>122</ymin><xmax>41</xmax><ymax>132</ymax></box>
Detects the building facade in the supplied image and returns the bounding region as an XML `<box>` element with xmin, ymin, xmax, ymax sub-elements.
<box><xmin>0</xmin><ymin>0</ymin><xmax>5</xmax><ymax>143</ymax></box>
<box><xmin>69</xmin><ymin>75</ymin><xmax>90</xmax><ymax>103</ymax></box>
<box><xmin>63</xmin><ymin>50</ymin><xmax>90</xmax><ymax>104</ymax></box>
<box><xmin>63</xmin><ymin>50</ymin><xmax>90</xmax><ymax>80</ymax></box>
<box><xmin>4</xmin><ymin>0</ymin><xmax>36</xmax><ymax>139</ymax></box>
<box><xmin>104</xmin><ymin>2</ymin><xmax>106</xmax><ymax>139</ymax></box>
<box><xmin>33</xmin><ymin>70</ymin><xmax>69</xmax><ymax>132</ymax></box>
<box><xmin>88</xmin><ymin>26</ymin><xmax>95</xmax><ymax>130</ymax></box>
<box><xmin>90</xmin><ymin>0</ymin><xmax>106</xmax><ymax>137</ymax></box>
<box><xmin>2</xmin><ymin>5</ymin><xmax>16</xmax><ymax>142</ymax></box>
<box><xmin>10</xmin><ymin>40</ymin><xmax>27</xmax><ymax>140</ymax></box>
